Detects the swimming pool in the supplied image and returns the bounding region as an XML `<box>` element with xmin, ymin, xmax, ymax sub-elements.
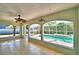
<box><xmin>43</xmin><ymin>35</ymin><xmax>73</xmax><ymax>43</ymax></box>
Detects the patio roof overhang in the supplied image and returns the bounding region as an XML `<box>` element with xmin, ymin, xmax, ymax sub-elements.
<box><xmin>0</xmin><ymin>3</ymin><xmax>78</xmax><ymax>25</ymax></box>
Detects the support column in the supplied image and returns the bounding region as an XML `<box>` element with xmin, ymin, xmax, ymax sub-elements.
<box><xmin>56</xmin><ymin>22</ymin><xmax>57</xmax><ymax>34</ymax></box>
<box><xmin>74</xmin><ymin>19</ymin><xmax>78</xmax><ymax>55</ymax></box>
<box><xmin>20</xmin><ymin>23</ymin><xmax>23</xmax><ymax>38</ymax></box>
<box><xmin>40</xmin><ymin>24</ymin><xmax>44</xmax><ymax>41</ymax></box>
<box><xmin>77</xmin><ymin>5</ymin><xmax>79</xmax><ymax>55</ymax></box>
<box><xmin>28</xmin><ymin>25</ymin><xmax>30</xmax><ymax>40</ymax></box>
<box><xmin>65</xmin><ymin>24</ymin><xmax>67</xmax><ymax>35</ymax></box>
<box><xmin>22</xmin><ymin>24</ymin><xmax>26</xmax><ymax>39</ymax></box>
<box><xmin>73</xmin><ymin>7</ymin><xmax>78</xmax><ymax>55</ymax></box>
<box><xmin>13</xmin><ymin>25</ymin><xmax>16</xmax><ymax>36</ymax></box>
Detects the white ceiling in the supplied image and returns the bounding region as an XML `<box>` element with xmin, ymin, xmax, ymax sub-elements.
<box><xmin>0</xmin><ymin>3</ymin><xmax>78</xmax><ymax>22</ymax></box>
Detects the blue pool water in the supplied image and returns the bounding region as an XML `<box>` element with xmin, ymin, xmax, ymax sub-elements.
<box><xmin>44</xmin><ymin>35</ymin><xmax>73</xmax><ymax>43</ymax></box>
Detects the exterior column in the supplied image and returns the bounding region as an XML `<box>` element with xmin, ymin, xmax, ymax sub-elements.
<box><xmin>26</xmin><ymin>25</ymin><xmax>30</xmax><ymax>40</ymax></box>
<box><xmin>28</xmin><ymin>25</ymin><xmax>30</xmax><ymax>40</ymax></box>
<box><xmin>73</xmin><ymin>7</ymin><xmax>78</xmax><ymax>55</ymax></box>
<box><xmin>20</xmin><ymin>23</ymin><xmax>26</xmax><ymax>38</ymax></box>
<box><xmin>22</xmin><ymin>24</ymin><xmax>26</xmax><ymax>39</ymax></box>
<box><xmin>48</xmin><ymin>26</ymin><xmax>50</xmax><ymax>34</ymax></box>
<box><xmin>40</xmin><ymin>24</ymin><xmax>44</xmax><ymax>41</ymax></box>
<box><xmin>13</xmin><ymin>25</ymin><xmax>16</xmax><ymax>36</ymax></box>
<box><xmin>78</xmin><ymin>7</ymin><xmax>79</xmax><ymax>55</ymax></box>
<box><xmin>74</xmin><ymin>19</ymin><xmax>78</xmax><ymax>55</ymax></box>
<box><xmin>55</xmin><ymin>21</ymin><xmax>57</xmax><ymax>34</ymax></box>
<box><xmin>20</xmin><ymin>23</ymin><xmax>23</xmax><ymax>38</ymax></box>
<box><xmin>65</xmin><ymin>24</ymin><xmax>67</xmax><ymax>35</ymax></box>
<box><xmin>77</xmin><ymin>7</ymin><xmax>79</xmax><ymax>55</ymax></box>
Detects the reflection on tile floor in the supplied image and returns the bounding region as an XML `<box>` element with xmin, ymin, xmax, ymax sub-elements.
<box><xmin>0</xmin><ymin>38</ymin><xmax>62</xmax><ymax>55</ymax></box>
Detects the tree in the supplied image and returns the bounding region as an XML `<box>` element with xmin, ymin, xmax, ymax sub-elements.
<box><xmin>57</xmin><ymin>23</ymin><xmax>66</xmax><ymax>34</ymax></box>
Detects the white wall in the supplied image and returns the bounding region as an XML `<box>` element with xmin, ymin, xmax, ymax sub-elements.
<box><xmin>29</xmin><ymin>7</ymin><xmax>79</xmax><ymax>55</ymax></box>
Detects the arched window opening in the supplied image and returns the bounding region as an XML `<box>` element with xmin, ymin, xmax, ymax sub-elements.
<box><xmin>43</xmin><ymin>20</ymin><xmax>74</xmax><ymax>48</ymax></box>
<box><xmin>0</xmin><ymin>24</ymin><xmax>20</xmax><ymax>38</ymax></box>
<box><xmin>29</xmin><ymin>24</ymin><xmax>41</xmax><ymax>40</ymax></box>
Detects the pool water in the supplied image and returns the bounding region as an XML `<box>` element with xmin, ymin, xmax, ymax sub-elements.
<box><xmin>44</xmin><ymin>35</ymin><xmax>73</xmax><ymax>43</ymax></box>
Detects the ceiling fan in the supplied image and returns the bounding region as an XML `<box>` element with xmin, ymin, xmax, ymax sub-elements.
<box><xmin>15</xmin><ymin>15</ymin><xmax>26</xmax><ymax>23</ymax></box>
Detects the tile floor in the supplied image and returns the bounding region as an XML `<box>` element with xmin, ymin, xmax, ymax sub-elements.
<box><xmin>0</xmin><ymin>38</ymin><xmax>62</xmax><ymax>55</ymax></box>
